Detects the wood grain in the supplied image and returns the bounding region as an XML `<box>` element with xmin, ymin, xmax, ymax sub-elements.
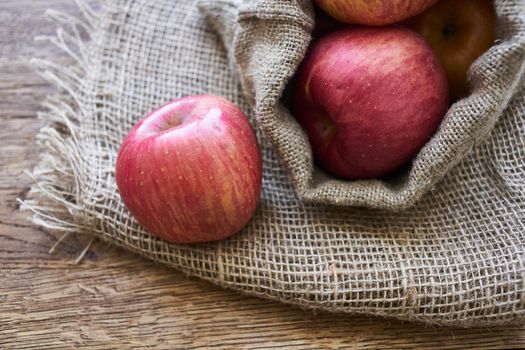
<box><xmin>1</xmin><ymin>0</ymin><xmax>524</xmax><ymax>348</ymax></box>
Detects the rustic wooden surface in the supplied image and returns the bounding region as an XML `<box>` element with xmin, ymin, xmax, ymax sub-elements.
<box><xmin>1</xmin><ymin>0</ymin><xmax>524</xmax><ymax>348</ymax></box>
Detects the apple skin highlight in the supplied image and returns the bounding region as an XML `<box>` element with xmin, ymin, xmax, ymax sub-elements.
<box><xmin>292</xmin><ymin>27</ymin><xmax>449</xmax><ymax>180</ymax></box>
<box><xmin>116</xmin><ymin>95</ymin><xmax>262</xmax><ymax>244</ymax></box>
<box><xmin>314</xmin><ymin>0</ymin><xmax>438</xmax><ymax>26</ymax></box>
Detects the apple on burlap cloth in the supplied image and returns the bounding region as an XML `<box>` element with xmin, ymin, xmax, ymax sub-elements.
<box><xmin>23</xmin><ymin>0</ymin><xmax>524</xmax><ymax>327</ymax></box>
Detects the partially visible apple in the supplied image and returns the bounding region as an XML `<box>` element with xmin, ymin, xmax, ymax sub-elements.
<box><xmin>314</xmin><ymin>0</ymin><xmax>438</xmax><ymax>26</ymax></box>
<box><xmin>292</xmin><ymin>27</ymin><xmax>449</xmax><ymax>180</ymax></box>
<box><xmin>116</xmin><ymin>95</ymin><xmax>262</xmax><ymax>244</ymax></box>
<box><xmin>405</xmin><ymin>0</ymin><xmax>496</xmax><ymax>100</ymax></box>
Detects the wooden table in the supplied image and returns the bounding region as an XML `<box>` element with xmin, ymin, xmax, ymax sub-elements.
<box><xmin>1</xmin><ymin>1</ymin><xmax>524</xmax><ymax>348</ymax></box>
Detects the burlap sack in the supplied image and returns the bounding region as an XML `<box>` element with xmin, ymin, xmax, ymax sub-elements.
<box><xmin>203</xmin><ymin>0</ymin><xmax>525</xmax><ymax>209</ymax></box>
<box><xmin>24</xmin><ymin>0</ymin><xmax>525</xmax><ymax>327</ymax></box>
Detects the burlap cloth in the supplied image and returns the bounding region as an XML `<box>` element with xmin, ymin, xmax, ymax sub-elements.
<box><xmin>23</xmin><ymin>0</ymin><xmax>525</xmax><ymax>327</ymax></box>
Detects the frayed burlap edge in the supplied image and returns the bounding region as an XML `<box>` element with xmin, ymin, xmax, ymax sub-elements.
<box><xmin>20</xmin><ymin>1</ymin><xmax>98</xmax><ymax>260</ymax></box>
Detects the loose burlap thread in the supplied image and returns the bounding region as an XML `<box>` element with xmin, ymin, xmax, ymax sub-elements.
<box><xmin>23</xmin><ymin>0</ymin><xmax>525</xmax><ymax>327</ymax></box>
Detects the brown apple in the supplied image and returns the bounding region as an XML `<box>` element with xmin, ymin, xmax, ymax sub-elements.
<box><xmin>406</xmin><ymin>0</ymin><xmax>496</xmax><ymax>100</ymax></box>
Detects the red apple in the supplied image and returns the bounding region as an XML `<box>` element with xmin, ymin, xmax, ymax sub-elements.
<box><xmin>314</xmin><ymin>0</ymin><xmax>438</xmax><ymax>26</ymax></box>
<box><xmin>405</xmin><ymin>0</ymin><xmax>496</xmax><ymax>100</ymax></box>
<box><xmin>116</xmin><ymin>95</ymin><xmax>262</xmax><ymax>243</ymax></box>
<box><xmin>292</xmin><ymin>27</ymin><xmax>449</xmax><ymax>180</ymax></box>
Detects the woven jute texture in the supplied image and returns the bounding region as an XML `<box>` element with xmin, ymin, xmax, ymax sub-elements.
<box><xmin>24</xmin><ymin>0</ymin><xmax>525</xmax><ymax>327</ymax></box>
<box><xmin>209</xmin><ymin>0</ymin><xmax>525</xmax><ymax>209</ymax></box>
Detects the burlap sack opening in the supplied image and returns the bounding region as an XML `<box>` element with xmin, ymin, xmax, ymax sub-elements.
<box><xmin>201</xmin><ymin>0</ymin><xmax>525</xmax><ymax>209</ymax></box>
<box><xmin>23</xmin><ymin>0</ymin><xmax>525</xmax><ymax>327</ymax></box>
